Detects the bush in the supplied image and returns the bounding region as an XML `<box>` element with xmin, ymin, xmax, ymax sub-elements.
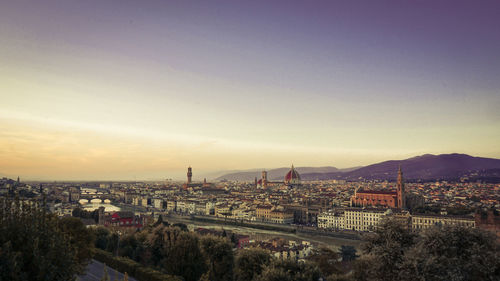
<box><xmin>135</xmin><ymin>267</ymin><xmax>182</xmax><ymax>281</ymax></box>
<box><xmin>94</xmin><ymin>248</ymin><xmax>181</xmax><ymax>281</ymax></box>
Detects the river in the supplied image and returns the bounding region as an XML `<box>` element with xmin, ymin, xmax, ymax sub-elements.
<box><xmin>79</xmin><ymin>202</ymin><xmax>121</xmax><ymax>212</ymax></box>
<box><xmin>166</xmin><ymin>215</ymin><xmax>363</xmax><ymax>251</ymax></box>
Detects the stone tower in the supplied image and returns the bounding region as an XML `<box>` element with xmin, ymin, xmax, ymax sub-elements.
<box><xmin>187</xmin><ymin>167</ymin><xmax>192</xmax><ymax>184</ymax></box>
<box><xmin>397</xmin><ymin>165</ymin><xmax>406</xmax><ymax>209</ymax></box>
<box><xmin>261</xmin><ymin>170</ymin><xmax>268</xmax><ymax>188</ymax></box>
<box><xmin>98</xmin><ymin>206</ymin><xmax>106</xmax><ymax>225</ymax></box>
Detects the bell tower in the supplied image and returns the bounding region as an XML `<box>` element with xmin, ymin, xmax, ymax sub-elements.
<box><xmin>187</xmin><ymin>167</ymin><xmax>192</xmax><ymax>184</ymax></box>
<box><xmin>261</xmin><ymin>170</ymin><xmax>268</xmax><ymax>188</ymax></box>
<box><xmin>397</xmin><ymin>165</ymin><xmax>405</xmax><ymax>209</ymax></box>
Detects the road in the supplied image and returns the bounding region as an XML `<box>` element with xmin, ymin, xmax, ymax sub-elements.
<box><xmin>77</xmin><ymin>259</ymin><xmax>137</xmax><ymax>281</ymax></box>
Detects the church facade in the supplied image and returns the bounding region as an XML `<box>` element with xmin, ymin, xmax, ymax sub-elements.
<box><xmin>351</xmin><ymin>166</ymin><xmax>406</xmax><ymax>209</ymax></box>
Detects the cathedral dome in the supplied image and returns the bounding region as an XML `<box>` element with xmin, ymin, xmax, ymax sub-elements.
<box><xmin>284</xmin><ymin>165</ymin><xmax>301</xmax><ymax>184</ymax></box>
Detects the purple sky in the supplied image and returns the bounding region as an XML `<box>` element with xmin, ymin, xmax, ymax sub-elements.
<box><xmin>1</xmin><ymin>0</ymin><xmax>500</xmax><ymax>179</ymax></box>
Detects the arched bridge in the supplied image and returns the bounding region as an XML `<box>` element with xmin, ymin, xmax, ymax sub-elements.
<box><xmin>78</xmin><ymin>193</ymin><xmax>116</xmax><ymax>203</ymax></box>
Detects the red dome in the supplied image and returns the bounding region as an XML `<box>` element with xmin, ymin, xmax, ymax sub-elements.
<box><xmin>284</xmin><ymin>165</ymin><xmax>301</xmax><ymax>184</ymax></box>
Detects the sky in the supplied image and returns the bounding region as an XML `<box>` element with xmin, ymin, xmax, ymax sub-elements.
<box><xmin>1</xmin><ymin>0</ymin><xmax>500</xmax><ymax>180</ymax></box>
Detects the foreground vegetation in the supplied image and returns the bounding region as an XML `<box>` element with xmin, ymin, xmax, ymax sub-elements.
<box><xmin>1</xmin><ymin>196</ymin><xmax>498</xmax><ymax>281</ymax></box>
<box><xmin>0</xmin><ymin>196</ymin><xmax>94</xmax><ymax>281</ymax></box>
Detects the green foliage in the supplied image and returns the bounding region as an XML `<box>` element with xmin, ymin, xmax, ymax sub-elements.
<box><xmin>307</xmin><ymin>247</ymin><xmax>342</xmax><ymax>276</ymax></box>
<box><xmin>326</xmin><ymin>274</ymin><xmax>355</xmax><ymax>281</ymax></box>
<box><xmin>153</xmin><ymin>215</ymin><xmax>170</xmax><ymax>227</ymax></box>
<box><xmin>230</xmin><ymin>233</ymin><xmax>238</xmax><ymax>246</ymax></box>
<box><xmin>0</xmin><ymin>196</ymin><xmax>92</xmax><ymax>281</ymax></box>
<box><xmin>72</xmin><ymin>207</ymin><xmax>99</xmax><ymax>223</ymax></box>
<box><xmin>118</xmin><ymin>234</ymin><xmax>139</xmax><ymax>260</ymax></box>
<box><xmin>355</xmin><ymin>218</ymin><xmax>500</xmax><ymax>281</ymax></box>
<box><xmin>59</xmin><ymin>217</ymin><xmax>95</xmax><ymax>265</ymax></box>
<box><xmin>157</xmin><ymin>228</ymin><xmax>207</xmax><ymax>281</ymax></box>
<box><xmin>399</xmin><ymin>226</ymin><xmax>500</xmax><ymax>281</ymax></box>
<box><xmin>234</xmin><ymin>248</ymin><xmax>272</xmax><ymax>281</ymax></box>
<box><xmin>106</xmin><ymin>233</ymin><xmax>120</xmax><ymax>254</ymax></box>
<box><xmin>94</xmin><ymin>249</ymin><xmax>139</xmax><ymax>276</ymax></box>
<box><xmin>359</xmin><ymin>218</ymin><xmax>416</xmax><ymax>281</ymax></box>
<box><xmin>0</xmin><ymin>241</ymin><xmax>24</xmax><ymax>281</ymax></box>
<box><xmin>172</xmin><ymin>223</ymin><xmax>188</xmax><ymax>231</ymax></box>
<box><xmin>254</xmin><ymin>259</ymin><xmax>321</xmax><ymax>281</ymax></box>
<box><xmin>338</xmin><ymin>245</ymin><xmax>357</xmax><ymax>262</ymax></box>
<box><xmin>200</xmin><ymin>236</ymin><xmax>234</xmax><ymax>281</ymax></box>
<box><xmin>95</xmin><ymin>226</ymin><xmax>111</xmax><ymax>250</ymax></box>
<box><xmin>134</xmin><ymin>266</ymin><xmax>182</xmax><ymax>281</ymax></box>
<box><xmin>93</xmin><ymin>248</ymin><xmax>181</xmax><ymax>281</ymax></box>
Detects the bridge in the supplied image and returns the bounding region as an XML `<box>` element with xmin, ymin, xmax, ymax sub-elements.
<box><xmin>78</xmin><ymin>193</ymin><xmax>117</xmax><ymax>203</ymax></box>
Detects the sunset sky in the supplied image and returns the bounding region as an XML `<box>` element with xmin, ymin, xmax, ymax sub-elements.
<box><xmin>1</xmin><ymin>1</ymin><xmax>500</xmax><ymax>180</ymax></box>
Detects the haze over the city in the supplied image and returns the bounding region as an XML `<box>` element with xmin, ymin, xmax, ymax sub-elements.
<box><xmin>1</xmin><ymin>0</ymin><xmax>499</xmax><ymax>180</ymax></box>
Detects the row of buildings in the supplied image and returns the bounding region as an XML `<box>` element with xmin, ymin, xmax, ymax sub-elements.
<box><xmin>317</xmin><ymin>207</ymin><xmax>476</xmax><ymax>232</ymax></box>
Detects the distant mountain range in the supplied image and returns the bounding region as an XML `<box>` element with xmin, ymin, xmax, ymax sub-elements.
<box><xmin>216</xmin><ymin>154</ymin><xmax>500</xmax><ymax>183</ymax></box>
<box><xmin>215</xmin><ymin>166</ymin><xmax>348</xmax><ymax>182</ymax></box>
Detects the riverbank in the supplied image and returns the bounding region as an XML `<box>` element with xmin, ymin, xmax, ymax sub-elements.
<box><xmin>185</xmin><ymin>214</ymin><xmax>361</xmax><ymax>241</ymax></box>
<box><xmin>166</xmin><ymin>214</ymin><xmax>363</xmax><ymax>250</ymax></box>
<box><xmin>188</xmin><ymin>215</ymin><xmax>297</xmax><ymax>233</ymax></box>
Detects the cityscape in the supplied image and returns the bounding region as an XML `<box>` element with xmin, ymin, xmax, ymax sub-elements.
<box><xmin>1</xmin><ymin>1</ymin><xmax>500</xmax><ymax>281</ymax></box>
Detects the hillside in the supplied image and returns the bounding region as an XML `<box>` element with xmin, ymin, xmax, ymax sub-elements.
<box><xmin>216</xmin><ymin>154</ymin><xmax>500</xmax><ymax>182</ymax></box>
<box><xmin>215</xmin><ymin>166</ymin><xmax>340</xmax><ymax>181</ymax></box>
<box><xmin>301</xmin><ymin>154</ymin><xmax>500</xmax><ymax>182</ymax></box>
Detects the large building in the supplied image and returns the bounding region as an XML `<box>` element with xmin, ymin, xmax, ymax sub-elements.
<box><xmin>344</xmin><ymin>208</ymin><xmax>393</xmax><ymax>232</ymax></box>
<box><xmin>256</xmin><ymin>205</ymin><xmax>294</xmax><ymax>224</ymax></box>
<box><xmin>411</xmin><ymin>214</ymin><xmax>475</xmax><ymax>230</ymax></box>
<box><xmin>351</xmin><ymin>166</ymin><xmax>406</xmax><ymax>209</ymax></box>
<box><xmin>317</xmin><ymin>210</ymin><xmax>345</xmax><ymax>230</ymax></box>
<box><xmin>257</xmin><ymin>165</ymin><xmax>302</xmax><ymax>188</ymax></box>
<box><xmin>318</xmin><ymin>207</ymin><xmax>410</xmax><ymax>232</ymax></box>
<box><xmin>284</xmin><ymin>165</ymin><xmax>301</xmax><ymax>186</ymax></box>
<box><xmin>182</xmin><ymin>166</ymin><xmax>215</xmax><ymax>189</ymax></box>
<box><xmin>351</xmin><ymin>189</ymin><xmax>398</xmax><ymax>208</ymax></box>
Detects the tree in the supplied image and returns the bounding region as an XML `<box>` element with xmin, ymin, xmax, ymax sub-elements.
<box><xmin>106</xmin><ymin>233</ymin><xmax>120</xmax><ymax>254</ymax></box>
<box><xmin>352</xmin><ymin>256</ymin><xmax>376</xmax><ymax>281</ymax></box>
<box><xmin>255</xmin><ymin>259</ymin><xmax>321</xmax><ymax>281</ymax></box>
<box><xmin>399</xmin><ymin>226</ymin><xmax>500</xmax><ymax>281</ymax></box>
<box><xmin>308</xmin><ymin>247</ymin><xmax>342</xmax><ymax>276</ymax></box>
<box><xmin>72</xmin><ymin>207</ymin><xmax>83</xmax><ymax>218</ymax></box>
<box><xmin>118</xmin><ymin>234</ymin><xmax>139</xmax><ymax>260</ymax></box>
<box><xmin>339</xmin><ymin>246</ymin><xmax>357</xmax><ymax>262</ymax></box>
<box><xmin>234</xmin><ymin>248</ymin><xmax>272</xmax><ymax>281</ymax></box>
<box><xmin>354</xmin><ymin>219</ymin><xmax>500</xmax><ymax>281</ymax></box>
<box><xmin>230</xmin><ymin>233</ymin><xmax>238</xmax><ymax>246</ymax></box>
<box><xmin>0</xmin><ymin>196</ymin><xmax>88</xmax><ymax>280</ymax></box>
<box><xmin>200</xmin><ymin>236</ymin><xmax>234</xmax><ymax>281</ymax></box>
<box><xmin>172</xmin><ymin>223</ymin><xmax>188</xmax><ymax>231</ymax></box>
<box><xmin>357</xmin><ymin>218</ymin><xmax>416</xmax><ymax>281</ymax></box>
<box><xmin>58</xmin><ymin>217</ymin><xmax>95</xmax><ymax>265</ymax></box>
<box><xmin>154</xmin><ymin>215</ymin><xmax>169</xmax><ymax>227</ymax></box>
<box><xmin>95</xmin><ymin>226</ymin><xmax>111</xmax><ymax>250</ymax></box>
<box><xmin>148</xmin><ymin>225</ymin><xmax>207</xmax><ymax>281</ymax></box>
